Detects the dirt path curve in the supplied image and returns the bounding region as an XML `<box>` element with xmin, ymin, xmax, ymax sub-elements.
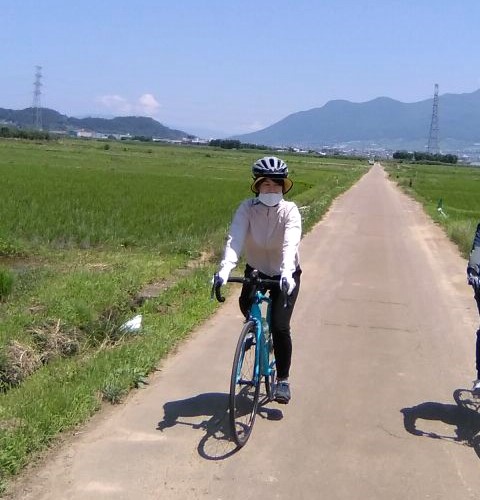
<box><xmin>7</xmin><ymin>164</ymin><xmax>480</xmax><ymax>500</ymax></box>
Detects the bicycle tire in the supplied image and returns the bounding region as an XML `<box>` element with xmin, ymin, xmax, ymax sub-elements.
<box><xmin>229</xmin><ymin>320</ymin><xmax>260</xmax><ymax>447</ymax></box>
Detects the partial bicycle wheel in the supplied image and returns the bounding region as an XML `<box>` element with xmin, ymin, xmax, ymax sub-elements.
<box><xmin>229</xmin><ymin>320</ymin><xmax>260</xmax><ymax>447</ymax></box>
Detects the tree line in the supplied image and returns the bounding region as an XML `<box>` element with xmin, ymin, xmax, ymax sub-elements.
<box><xmin>209</xmin><ymin>139</ymin><xmax>271</xmax><ymax>150</ymax></box>
<box><xmin>0</xmin><ymin>126</ymin><xmax>51</xmax><ymax>140</ymax></box>
<box><xmin>393</xmin><ymin>150</ymin><xmax>458</xmax><ymax>164</ymax></box>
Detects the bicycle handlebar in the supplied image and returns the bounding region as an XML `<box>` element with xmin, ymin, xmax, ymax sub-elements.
<box><xmin>211</xmin><ymin>271</ymin><xmax>290</xmax><ymax>308</ymax></box>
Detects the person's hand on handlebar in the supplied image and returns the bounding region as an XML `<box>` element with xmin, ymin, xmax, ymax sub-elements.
<box><xmin>280</xmin><ymin>272</ymin><xmax>296</xmax><ymax>295</ymax></box>
<box><xmin>212</xmin><ymin>264</ymin><xmax>235</xmax><ymax>302</ymax></box>
<box><xmin>211</xmin><ymin>267</ymin><xmax>230</xmax><ymax>288</ymax></box>
<box><xmin>217</xmin><ymin>268</ymin><xmax>231</xmax><ymax>286</ymax></box>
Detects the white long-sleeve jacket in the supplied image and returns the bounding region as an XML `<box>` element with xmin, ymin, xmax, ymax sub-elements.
<box><xmin>220</xmin><ymin>198</ymin><xmax>302</xmax><ymax>277</ymax></box>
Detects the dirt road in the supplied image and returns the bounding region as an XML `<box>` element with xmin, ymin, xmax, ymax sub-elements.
<box><xmin>7</xmin><ymin>164</ymin><xmax>480</xmax><ymax>499</ymax></box>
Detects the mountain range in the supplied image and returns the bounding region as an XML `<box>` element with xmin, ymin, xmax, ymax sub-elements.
<box><xmin>0</xmin><ymin>107</ymin><xmax>193</xmax><ymax>140</ymax></box>
<box><xmin>233</xmin><ymin>89</ymin><xmax>480</xmax><ymax>151</ymax></box>
<box><xmin>2</xmin><ymin>89</ymin><xmax>480</xmax><ymax>151</ymax></box>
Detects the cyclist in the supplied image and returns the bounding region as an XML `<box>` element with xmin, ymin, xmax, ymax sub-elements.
<box><xmin>215</xmin><ymin>156</ymin><xmax>302</xmax><ymax>404</ymax></box>
<box><xmin>467</xmin><ymin>222</ymin><xmax>480</xmax><ymax>393</ymax></box>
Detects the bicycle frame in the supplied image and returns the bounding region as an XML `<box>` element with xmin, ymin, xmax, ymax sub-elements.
<box><xmin>247</xmin><ymin>289</ymin><xmax>273</xmax><ymax>386</ymax></box>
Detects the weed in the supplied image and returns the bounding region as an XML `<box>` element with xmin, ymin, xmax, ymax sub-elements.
<box><xmin>29</xmin><ymin>319</ymin><xmax>80</xmax><ymax>363</ymax></box>
<box><xmin>0</xmin><ymin>341</ymin><xmax>41</xmax><ymax>389</ymax></box>
<box><xmin>0</xmin><ymin>268</ymin><xmax>14</xmax><ymax>301</ymax></box>
<box><xmin>0</xmin><ymin>239</ymin><xmax>24</xmax><ymax>257</ymax></box>
<box><xmin>102</xmin><ymin>381</ymin><xmax>126</xmax><ymax>405</ymax></box>
<box><xmin>446</xmin><ymin>219</ymin><xmax>477</xmax><ymax>257</ymax></box>
<box><xmin>101</xmin><ymin>379</ymin><xmax>127</xmax><ymax>404</ymax></box>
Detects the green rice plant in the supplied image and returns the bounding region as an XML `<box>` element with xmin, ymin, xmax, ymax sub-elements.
<box><xmin>0</xmin><ymin>140</ymin><xmax>365</xmax><ymax>255</ymax></box>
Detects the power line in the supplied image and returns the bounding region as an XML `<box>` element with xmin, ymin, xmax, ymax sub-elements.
<box><xmin>427</xmin><ymin>83</ymin><xmax>439</xmax><ymax>154</ymax></box>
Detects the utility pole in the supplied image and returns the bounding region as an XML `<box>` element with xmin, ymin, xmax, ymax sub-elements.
<box><xmin>427</xmin><ymin>83</ymin><xmax>439</xmax><ymax>154</ymax></box>
<box><xmin>32</xmin><ymin>65</ymin><xmax>43</xmax><ymax>130</ymax></box>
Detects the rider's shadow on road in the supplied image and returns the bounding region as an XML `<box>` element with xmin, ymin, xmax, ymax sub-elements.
<box><xmin>401</xmin><ymin>390</ymin><xmax>480</xmax><ymax>458</ymax></box>
<box><xmin>156</xmin><ymin>392</ymin><xmax>282</xmax><ymax>460</ymax></box>
<box><xmin>157</xmin><ymin>392</ymin><xmax>228</xmax><ymax>433</ymax></box>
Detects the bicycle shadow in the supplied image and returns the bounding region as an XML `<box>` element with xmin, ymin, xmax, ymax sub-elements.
<box><xmin>401</xmin><ymin>389</ymin><xmax>480</xmax><ymax>458</ymax></box>
<box><xmin>156</xmin><ymin>392</ymin><xmax>283</xmax><ymax>460</ymax></box>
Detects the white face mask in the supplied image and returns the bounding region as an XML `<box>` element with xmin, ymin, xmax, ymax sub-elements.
<box><xmin>258</xmin><ymin>192</ymin><xmax>283</xmax><ymax>207</ymax></box>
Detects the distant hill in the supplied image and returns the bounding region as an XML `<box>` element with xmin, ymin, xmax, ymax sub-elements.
<box><xmin>0</xmin><ymin>107</ymin><xmax>194</xmax><ymax>140</ymax></box>
<box><xmin>233</xmin><ymin>89</ymin><xmax>480</xmax><ymax>150</ymax></box>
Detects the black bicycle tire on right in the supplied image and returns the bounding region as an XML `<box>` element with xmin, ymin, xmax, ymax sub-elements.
<box><xmin>229</xmin><ymin>320</ymin><xmax>260</xmax><ymax>447</ymax></box>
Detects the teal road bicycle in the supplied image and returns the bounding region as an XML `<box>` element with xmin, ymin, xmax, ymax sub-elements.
<box><xmin>212</xmin><ymin>270</ymin><xmax>288</xmax><ymax>447</ymax></box>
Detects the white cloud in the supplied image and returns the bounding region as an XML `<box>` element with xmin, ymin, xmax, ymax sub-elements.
<box><xmin>138</xmin><ymin>93</ymin><xmax>160</xmax><ymax>115</ymax></box>
<box><xmin>97</xmin><ymin>93</ymin><xmax>161</xmax><ymax>117</ymax></box>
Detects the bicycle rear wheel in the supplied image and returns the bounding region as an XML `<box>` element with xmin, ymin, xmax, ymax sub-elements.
<box><xmin>229</xmin><ymin>320</ymin><xmax>260</xmax><ymax>447</ymax></box>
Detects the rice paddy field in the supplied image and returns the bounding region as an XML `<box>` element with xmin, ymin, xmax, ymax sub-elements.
<box><xmin>0</xmin><ymin>138</ymin><xmax>367</xmax><ymax>488</ymax></box>
<box><xmin>385</xmin><ymin>162</ymin><xmax>480</xmax><ymax>257</ymax></box>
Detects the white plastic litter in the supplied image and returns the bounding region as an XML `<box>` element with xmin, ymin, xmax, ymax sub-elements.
<box><xmin>119</xmin><ymin>314</ymin><xmax>143</xmax><ymax>333</ymax></box>
<box><xmin>437</xmin><ymin>206</ymin><xmax>447</xmax><ymax>217</ymax></box>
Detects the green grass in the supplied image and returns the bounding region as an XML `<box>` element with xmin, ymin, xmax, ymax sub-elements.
<box><xmin>0</xmin><ymin>267</ymin><xmax>218</xmax><ymax>486</ymax></box>
<box><xmin>385</xmin><ymin>162</ymin><xmax>480</xmax><ymax>256</ymax></box>
<box><xmin>0</xmin><ymin>141</ymin><xmax>364</xmax><ymax>251</ymax></box>
<box><xmin>0</xmin><ymin>138</ymin><xmax>367</xmax><ymax>490</ymax></box>
<box><xmin>0</xmin><ymin>142</ymin><xmax>245</xmax><ymax>251</ymax></box>
<box><xmin>0</xmin><ymin>269</ymin><xmax>14</xmax><ymax>302</ymax></box>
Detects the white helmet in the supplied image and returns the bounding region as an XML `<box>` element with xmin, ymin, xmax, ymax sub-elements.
<box><xmin>251</xmin><ymin>156</ymin><xmax>293</xmax><ymax>194</ymax></box>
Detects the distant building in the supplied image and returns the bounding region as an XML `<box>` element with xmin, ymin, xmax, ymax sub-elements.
<box><xmin>76</xmin><ymin>129</ymin><xmax>94</xmax><ymax>138</ymax></box>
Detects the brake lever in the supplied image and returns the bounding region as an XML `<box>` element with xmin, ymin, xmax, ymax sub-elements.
<box><xmin>211</xmin><ymin>274</ymin><xmax>225</xmax><ymax>302</ymax></box>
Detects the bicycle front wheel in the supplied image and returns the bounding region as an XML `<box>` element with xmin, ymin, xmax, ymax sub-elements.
<box><xmin>229</xmin><ymin>320</ymin><xmax>260</xmax><ymax>447</ymax></box>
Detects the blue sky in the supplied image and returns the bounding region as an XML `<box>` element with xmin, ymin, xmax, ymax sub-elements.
<box><xmin>2</xmin><ymin>0</ymin><xmax>479</xmax><ymax>137</ymax></box>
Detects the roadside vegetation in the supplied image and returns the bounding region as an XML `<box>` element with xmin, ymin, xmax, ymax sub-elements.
<box><xmin>0</xmin><ymin>138</ymin><xmax>367</xmax><ymax>490</ymax></box>
<box><xmin>0</xmin><ymin>126</ymin><xmax>51</xmax><ymax>141</ymax></box>
<box><xmin>385</xmin><ymin>162</ymin><xmax>480</xmax><ymax>257</ymax></box>
<box><xmin>392</xmin><ymin>150</ymin><xmax>458</xmax><ymax>164</ymax></box>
